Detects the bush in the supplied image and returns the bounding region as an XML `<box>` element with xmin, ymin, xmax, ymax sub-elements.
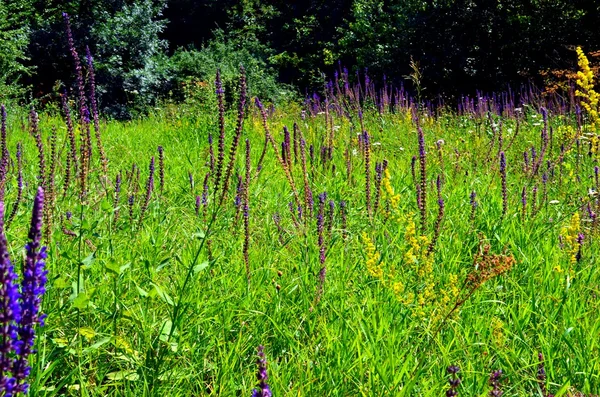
<box><xmin>91</xmin><ymin>0</ymin><xmax>171</xmax><ymax>119</ymax></box>
<box><xmin>168</xmin><ymin>31</ymin><xmax>295</xmax><ymax>107</ymax></box>
<box><xmin>0</xmin><ymin>1</ymin><xmax>33</xmax><ymax>101</ymax></box>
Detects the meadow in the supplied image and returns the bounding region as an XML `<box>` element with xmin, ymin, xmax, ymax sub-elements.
<box><xmin>1</xmin><ymin>57</ymin><xmax>600</xmax><ymax>397</ymax></box>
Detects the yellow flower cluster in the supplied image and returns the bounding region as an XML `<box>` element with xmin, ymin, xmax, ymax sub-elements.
<box><xmin>361</xmin><ymin>215</ymin><xmax>461</xmax><ymax>327</ymax></box>
<box><xmin>381</xmin><ymin>168</ymin><xmax>401</xmax><ymax>214</ymax></box>
<box><xmin>361</xmin><ymin>232</ymin><xmax>383</xmax><ymax>279</ymax></box>
<box><xmin>490</xmin><ymin>316</ymin><xmax>505</xmax><ymax>347</ymax></box>
<box><xmin>560</xmin><ymin>212</ymin><xmax>581</xmax><ymax>265</ymax></box>
<box><xmin>575</xmin><ymin>47</ymin><xmax>600</xmax><ymax>150</ymax></box>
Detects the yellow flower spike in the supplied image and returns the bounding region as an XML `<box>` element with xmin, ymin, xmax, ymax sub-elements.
<box><xmin>576</xmin><ymin>46</ymin><xmax>600</xmax><ymax>137</ymax></box>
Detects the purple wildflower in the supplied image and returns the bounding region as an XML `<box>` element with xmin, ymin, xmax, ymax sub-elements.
<box><xmin>317</xmin><ymin>192</ymin><xmax>327</xmax><ymax>265</ymax></box>
<box><xmin>0</xmin><ymin>202</ymin><xmax>21</xmax><ymax>396</ymax></box>
<box><xmin>251</xmin><ymin>346</ymin><xmax>271</xmax><ymax>397</ymax></box>
<box><xmin>195</xmin><ymin>195</ymin><xmax>201</xmax><ymax>216</ymax></box>
<box><xmin>489</xmin><ymin>370</ymin><xmax>503</xmax><ymax>397</ymax></box>
<box><xmin>500</xmin><ymin>152</ymin><xmax>507</xmax><ymax>218</ymax></box>
<box><xmin>213</xmin><ymin>69</ymin><xmax>226</xmax><ymax>192</ymax></box>
<box><xmin>12</xmin><ymin>187</ymin><xmax>48</xmax><ymax>394</ymax></box>
<box><xmin>158</xmin><ymin>146</ymin><xmax>164</xmax><ymax>194</ymax></box>
<box><xmin>138</xmin><ymin>157</ymin><xmax>155</xmax><ymax>226</ymax></box>
<box><xmin>417</xmin><ymin>123</ymin><xmax>427</xmax><ymax>232</ymax></box>
<box><xmin>446</xmin><ymin>365</ymin><xmax>460</xmax><ymax>397</ymax></box>
<box><xmin>113</xmin><ymin>172</ymin><xmax>122</xmax><ymax>228</ymax></box>
<box><xmin>85</xmin><ymin>46</ymin><xmax>107</xmax><ymax>176</ymax></box>
<box><xmin>363</xmin><ymin>131</ymin><xmax>371</xmax><ymax>216</ymax></box>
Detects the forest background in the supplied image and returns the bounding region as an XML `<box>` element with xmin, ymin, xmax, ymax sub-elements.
<box><xmin>1</xmin><ymin>0</ymin><xmax>599</xmax><ymax>118</ymax></box>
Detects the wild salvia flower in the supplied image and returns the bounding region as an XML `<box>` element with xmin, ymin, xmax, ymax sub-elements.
<box><xmin>220</xmin><ymin>66</ymin><xmax>247</xmax><ymax>203</ymax></box>
<box><xmin>61</xmin><ymin>91</ymin><xmax>78</xmax><ymax>196</ymax></box>
<box><xmin>128</xmin><ymin>194</ymin><xmax>135</xmax><ymax>225</ymax></box>
<box><xmin>315</xmin><ymin>265</ymin><xmax>327</xmax><ymax>306</ymax></box>
<box><xmin>292</xmin><ymin>123</ymin><xmax>299</xmax><ymax>163</ymax></box>
<box><xmin>576</xmin><ymin>233</ymin><xmax>584</xmax><ymax>263</ymax></box>
<box><xmin>531</xmin><ymin>185</ymin><xmax>538</xmax><ymax>216</ymax></box>
<box><xmin>488</xmin><ymin>370</ymin><xmax>503</xmax><ymax>397</ymax></box>
<box><xmin>234</xmin><ymin>175</ymin><xmax>243</xmax><ymax>209</ymax></box>
<box><xmin>283</xmin><ymin>126</ymin><xmax>291</xmax><ymax>169</ymax></box>
<box><xmin>251</xmin><ymin>345</ymin><xmax>271</xmax><ymax>397</ymax></box>
<box><xmin>7</xmin><ymin>143</ymin><xmax>23</xmax><ymax>228</ymax></box>
<box><xmin>417</xmin><ymin>122</ymin><xmax>428</xmax><ymax>232</ymax></box>
<box><xmin>446</xmin><ymin>365</ymin><xmax>460</xmax><ymax>397</ymax></box>
<box><xmin>63</xmin><ymin>13</ymin><xmax>89</xmax><ymax>126</ymax></box>
<box><xmin>138</xmin><ymin>157</ymin><xmax>155</xmax><ymax>227</ymax></box>
<box><xmin>542</xmin><ymin>172</ymin><xmax>548</xmax><ymax>204</ymax></box>
<box><xmin>157</xmin><ymin>146</ymin><xmax>165</xmax><ymax>195</ymax></box>
<box><xmin>0</xmin><ymin>105</ymin><xmax>7</xmax><ymax>200</ymax></box>
<box><xmin>0</xmin><ymin>202</ymin><xmax>21</xmax><ymax>395</ymax></box>
<box><xmin>317</xmin><ymin>192</ymin><xmax>327</xmax><ymax>265</ymax></box>
<box><xmin>521</xmin><ymin>186</ymin><xmax>527</xmax><ymax>220</ymax></box>
<box><xmin>195</xmin><ymin>195</ymin><xmax>201</xmax><ymax>217</ymax></box>
<box><xmin>29</xmin><ymin>109</ymin><xmax>45</xmax><ymax>191</ymax></box>
<box><xmin>499</xmin><ymin>152</ymin><xmax>507</xmax><ymax>218</ymax></box>
<box><xmin>363</xmin><ymin>131</ymin><xmax>372</xmax><ymax>217</ymax></box>
<box><xmin>428</xmin><ymin>196</ymin><xmax>445</xmax><ymax>254</ymax></box>
<box><xmin>11</xmin><ymin>187</ymin><xmax>48</xmax><ymax>394</ymax></box>
<box><xmin>85</xmin><ymin>46</ymin><xmax>108</xmax><ymax>178</ymax></box>
<box><xmin>64</xmin><ymin>14</ymin><xmax>92</xmax><ymax>182</ymax></box>
<box><xmin>213</xmin><ymin>70</ymin><xmax>226</xmax><ymax>193</ymax></box>
<box><xmin>201</xmin><ymin>172</ymin><xmax>210</xmax><ymax>208</ymax></box>
<box><xmin>243</xmin><ymin>139</ymin><xmax>251</xmax><ymax>282</ymax></box>
<box><xmin>188</xmin><ymin>172</ymin><xmax>194</xmax><ymax>193</ymax></box>
<box><xmin>113</xmin><ymin>172</ymin><xmax>122</xmax><ymax>228</ymax></box>
<box><xmin>44</xmin><ymin>127</ymin><xmax>58</xmax><ymax>242</ymax></box>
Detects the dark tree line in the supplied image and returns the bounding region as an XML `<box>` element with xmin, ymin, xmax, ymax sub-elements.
<box><xmin>1</xmin><ymin>0</ymin><xmax>599</xmax><ymax>116</ymax></box>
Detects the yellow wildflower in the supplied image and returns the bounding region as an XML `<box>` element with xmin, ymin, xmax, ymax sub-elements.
<box><xmin>560</xmin><ymin>212</ymin><xmax>581</xmax><ymax>264</ymax></box>
<box><xmin>362</xmin><ymin>232</ymin><xmax>384</xmax><ymax>279</ymax></box>
<box><xmin>575</xmin><ymin>47</ymin><xmax>600</xmax><ymax>144</ymax></box>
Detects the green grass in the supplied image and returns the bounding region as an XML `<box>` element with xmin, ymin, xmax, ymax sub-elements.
<box><xmin>3</xmin><ymin>102</ymin><xmax>599</xmax><ymax>396</ymax></box>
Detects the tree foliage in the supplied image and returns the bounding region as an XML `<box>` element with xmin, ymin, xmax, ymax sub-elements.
<box><xmin>3</xmin><ymin>0</ymin><xmax>600</xmax><ymax>113</ymax></box>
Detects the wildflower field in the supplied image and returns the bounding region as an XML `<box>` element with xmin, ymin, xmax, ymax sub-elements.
<box><xmin>2</xmin><ymin>16</ymin><xmax>600</xmax><ymax>395</ymax></box>
<box><xmin>1</xmin><ymin>69</ymin><xmax>599</xmax><ymax>397</ymax></box>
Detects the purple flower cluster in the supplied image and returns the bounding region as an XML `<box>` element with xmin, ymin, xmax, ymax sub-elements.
<box><xmin>1</xmin><ymin>187</ymin><xmax>47</xmax><ymax>396</ymax></box>
<box><xmin>499</xmin><ymin>151</ymin><xmax>507</xmax><ymax>217</ymax></box>
<box><xmin>446</xmin><ymin>365</ymin><xmax>460</xmax><ymax>397</ymax></box>
<box><xmin>251</xmin><ymin>346</ymin><xmax>271</xmax><ymax>397</ymax></box>
<box><xmin>489</xmin><ymin>370</ymin><xmax>503</xmax><ymax>396</ymax></box>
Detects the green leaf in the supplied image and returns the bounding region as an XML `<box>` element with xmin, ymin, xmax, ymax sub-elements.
<box><xmin>193</xmin><ymin>261</ymin><xmax>209</xmax><ymax>274</ymax></box>
<box><xmin>72</xmin><ymin>292</ymin><xmax>90</xmax><ymax>310</ymax></box>
<box><xmin>106</xmin><ymin>371</ymin><xmax>139</xmax><ymax>381</ymax></box>
<box><xmin>151</xmin><ymin>283</ymin><xmax>173</xmax><ymax>305</ymax></box>
<box><xmin>81</xmin><ymin>253</ymin><xmax>95</xmax><ymax>268</ymax></box>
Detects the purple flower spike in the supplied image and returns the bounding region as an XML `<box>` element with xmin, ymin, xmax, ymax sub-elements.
<box><xmin>251</xmin><ymin>345</ymin><xmax>272</xmax><ymax>397</ymax></box>
<box><xmin>0</xmin><ymin>202</ymin><xmax>21</xmax><ymax>396</ymax></box>
<box><xmin>12</xmin><ymin>187</ymin><xmax>47</xmax><ymax>394</ymax></box>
